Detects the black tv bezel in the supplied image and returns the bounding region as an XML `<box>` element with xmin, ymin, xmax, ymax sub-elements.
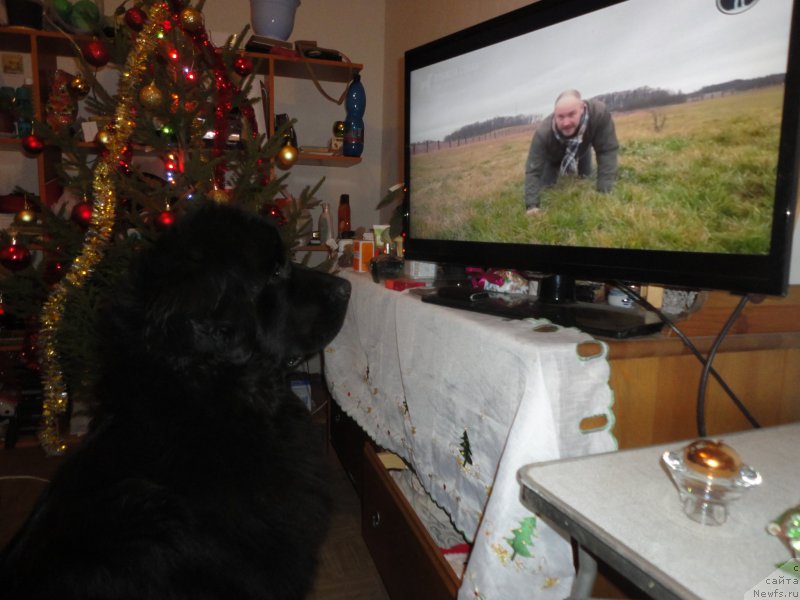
<box><xmin>402</xmin><ymin>0</ymin><xmax>800</xmax><ymax>296</ymax></box>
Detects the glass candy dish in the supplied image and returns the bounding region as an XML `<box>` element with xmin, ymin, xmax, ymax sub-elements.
<box><xmin>662</xmin><ymin>439</ymin><xmax>762</xmax><ymax>526</ymax></box>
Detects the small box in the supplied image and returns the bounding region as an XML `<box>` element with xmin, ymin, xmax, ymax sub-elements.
<box><xmin>81</xmin><ymin>120</ymin><xmax>99</xmax><ymax>143</ymax></box>
<box><xmin>404</xmin><ymin>260</ymin><xmax>437</xmax><ymax>280</ymax></box>
<box><xmin>385</xmin><ymin>278</ymin><xmax>426</xmax><ymax>291</ymax></box>
<box><xmin>353</xmin><ymin>239</ymin><xmax>374</xmax><ymax>272</ymax></box>
<box><xmin>290</xmin><ymin>377</ymin><xmax>313</xmax><ymax>411</ymax></box>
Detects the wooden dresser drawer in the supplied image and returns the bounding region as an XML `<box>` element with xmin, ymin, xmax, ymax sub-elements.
<box><xmin>361</xmin><ymin>442</ymin><xmax>460</xmax><ymax>600</ymax></box>
<box><xmin>329</xmin><ymin>400</ymin><xmax>370</xmax><ymax>497</ymax></box>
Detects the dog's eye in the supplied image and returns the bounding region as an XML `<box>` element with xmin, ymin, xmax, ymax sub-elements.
<box><xmin>271</xmin><ymin>261</ymin><xmax>290</xmax><ymax>281</ymax></box>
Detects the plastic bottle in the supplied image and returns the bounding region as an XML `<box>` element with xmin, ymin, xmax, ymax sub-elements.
<box><xmin>343</xmin><ymin>74</ymin><xmax>365</xmax><ymax>157</ymax></box>
<box><xmin>338</xmin><ymin>194</ymin><xmax>351</xmax><ymax>237</ymax></box>
<box><xmin>318</xmin><ymin>202</ymin><xmax>332</xmax><ymax>242</ymax></box>
<box><xmin>15</xmin><ymin>79</ymin><xmax>34</xmax><ymax>138</ymax></box>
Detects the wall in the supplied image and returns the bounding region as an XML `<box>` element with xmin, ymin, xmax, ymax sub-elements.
<box><xmin>204</xmin><ymin>0</ymin><xmax>387</xmax><ymax>234</ymax></box>
<box><xmin>380</xmin><ymin>0</ymin><xmax>532</xmax><ymax>197</ymax></box>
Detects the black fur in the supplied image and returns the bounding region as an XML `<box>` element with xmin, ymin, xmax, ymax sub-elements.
<box><xmin>0</xmin><ymin>203</ymin><xmax>351</xmax><ymax>599</ymax></box>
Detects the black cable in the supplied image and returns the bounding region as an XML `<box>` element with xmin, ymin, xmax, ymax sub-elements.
<box><xmin>695</xmin><ymin>294</ymin><xmax>751</xmax><ymax>437</ymax></box>
<box><xmin>613</xmin><ymin>283</ymin><xmax>761</xmax><ymax>434</ymax></box>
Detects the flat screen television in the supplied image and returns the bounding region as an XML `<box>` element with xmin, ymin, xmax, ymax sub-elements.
<box><xmin>403</xmin><ymin>0</ymin><xmax>800</xmax><ymax>337</ymax></box>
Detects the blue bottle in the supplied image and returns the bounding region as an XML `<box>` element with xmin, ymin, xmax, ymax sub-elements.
<box><xmin>15</xmin><ymin>81</ymin><xmax>33</xmax><ymax>138</ymax></box>
<box><xmin>343</xmin><ymin>74</ymin><xmax>365</xmax><ymax>157</ymax></box>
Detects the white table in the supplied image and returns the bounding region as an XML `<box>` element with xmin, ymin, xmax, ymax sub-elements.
<box><xmin>518</xmin><ymin>423</ymin><xmax>800</xmax><ymax>600</ymax></box>
<box><xmin>325</xmin><ymin>270</ymin><xmax>618</xmax><ymax>599</ymax></box>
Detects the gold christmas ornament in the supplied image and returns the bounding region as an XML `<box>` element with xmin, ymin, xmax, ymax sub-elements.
<box><xmin>277</xmin><ymin>143</ymin><xmax>298</xmax><ymax>168</ymax></box>
<box><xmin>94</xmin><ymin>127</ymin><xmax>113</xmax><ymax>147</ymax></box>
<box><xmin>139</xmin><ymin>81</ymin><xmax>165</xmax><ymax>110</ymax></box>
<box><xmin>180</xmin><ymin>7</ymin><xmax>204</xmax><ymax>32</ymax></box>
<box><xmin>208</xmin><ymin>187</ymin><xmax>230</xmax><ymax>204</ymax></box>
<box><xmin>15</xmin><ymin>207</ymin><xmax>37</xmax><ymax>224</ymax></box>
<box><xmin>68</xmin><ymin>75</ymin><xmax>90</xmax><ymax>99</ymax></box>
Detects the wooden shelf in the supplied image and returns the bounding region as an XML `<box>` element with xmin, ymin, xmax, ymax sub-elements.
<box><xmin>294</xmin><ymin>244</ymin><xmax>332</xmax><ymax>253</ymax></box>
<box><xmin>0</xmin><ymin>26</ymin><xmax>91</xmax><ymax>54</ymax></box>
<box><xmin>244</xmin><ymin>50</ymin><xmax>362</xmax><ymax>82</ymax></box>
<box><xmin>0</xmin><ymin>137</ymin><xmax>24</xmax><ymax>149</ymax></box>
<box><xmin>295</xmin><ymin>152</ymin><xmax>361</xmax><ymax>167</ymax></box>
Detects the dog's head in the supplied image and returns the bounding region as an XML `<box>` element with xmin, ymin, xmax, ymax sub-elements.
<box><xmin>101</xmin><ymin>203</ymin><xmax>350</xmax><ymax>389</ymax></box>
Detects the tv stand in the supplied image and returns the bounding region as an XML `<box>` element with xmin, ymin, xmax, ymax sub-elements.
<box><xmin>421</xmin><ymin>284</ymin><xmax>663</xmax><ymax>339</ymax></box>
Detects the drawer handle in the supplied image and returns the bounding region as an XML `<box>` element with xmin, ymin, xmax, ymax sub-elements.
<box><xmin>371</xmin><ymin>511</ymin><xmax>382</xmax><ymax>528</ymax></box>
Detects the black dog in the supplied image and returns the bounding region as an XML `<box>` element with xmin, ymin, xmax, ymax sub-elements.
<box><xmin>0</xmin><ymin>203</ymin><xmax>351</xmax><ymax>599</ymax></box>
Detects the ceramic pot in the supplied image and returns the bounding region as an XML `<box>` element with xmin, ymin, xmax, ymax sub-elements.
<box><xmin>6</xmin><ymin>0</ymin><xmax>43</xmax><ymax>29</ymax></box>
<box><xmin>250</xmin><ymin>0</ymin><xmax>300</xmax><ymax>40</ymax></box>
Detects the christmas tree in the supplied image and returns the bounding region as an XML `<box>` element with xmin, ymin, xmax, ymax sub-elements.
<box><xmin>459</xmin><ymin>429</ymin><xmax>473</xmax><ymax>466</ymax></box>
<box><xmin>0</xmin><ymin>0</ymin><xmax>323</xmax><ymax>454</ymax></box>
<box><xmin>505</xmin><ymin>516</ymin><xmax>537</xmax><ymax>561</ymax></box>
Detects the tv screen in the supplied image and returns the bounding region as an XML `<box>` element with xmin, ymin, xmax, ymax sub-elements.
<box><xmin>404</xmin><ymin>0</ymin><xmax>800</xmax><ymax>301</ymax></box>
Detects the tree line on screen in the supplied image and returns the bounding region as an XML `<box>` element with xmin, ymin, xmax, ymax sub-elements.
<box><xmin>436</xmin><ymin>74</ymin><xmax>785</xmax><ymax>143</ymax></box>
<box><xmin>596</xmin><ymin>73</ymin><xmax>784</xmax><ymax>111</ymax></box>
<box><xmin>442</xmin><ymin>114</ymin><xmax>534</xmax><ymax>143</ymax></box>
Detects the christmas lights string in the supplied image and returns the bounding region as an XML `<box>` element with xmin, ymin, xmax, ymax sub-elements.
<box><xmin>38</xmin><ymin>2</ymin><xmax>170</xmax><ymax>456</ymax></box>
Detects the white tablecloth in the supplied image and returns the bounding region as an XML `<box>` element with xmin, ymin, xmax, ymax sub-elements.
<box><xmin>324</xmin><ymin>271</ymin><xmax>617</xmax><ymax>599</ymax></box>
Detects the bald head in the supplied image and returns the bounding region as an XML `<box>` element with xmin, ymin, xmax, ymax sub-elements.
<box><xmin>553</xmin><ymin>90</ymin><xmax>585</xmax><ymax>137</ymax></box>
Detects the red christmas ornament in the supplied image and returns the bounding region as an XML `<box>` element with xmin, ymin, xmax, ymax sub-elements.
<box><xmin>124</xmin><ymin>7</ymin><xmax>147</xmax><ymax>31</ymax></box>
<box><xmin>20</xmin><ymin>328</ymin><xmax>40</xmax><ymax>371</ymax></box>
<box><xmin>155</xmin><ymin>209</ymin><xmax>176</xmax><ymax>229</ymax></box>
<box><xmin>233</xmin><ymin>56</ymin><xmax>253</xmax><ymax>77</ymax></box>
<box><xmin>21</xmin><ymin>134</ymin><xmax>45</xmax><ymax>155</ymax></box>
<box><xmin>71</xmin><ymin>200</ymin><xmax>94</xmax><ymax>227</ymax></box>
<box><xmin>0</xmin><ymin>240</ymin><xmax>32</xmax><ymax>271</ymax></box>
<box><xmin>83</xmin><ymin>39</ymin><xmax>110</xmax><ymax>68</ymax></box>
<box><xmin>43</xmin><ymin>259</ymin><xmax>66</xmax><ymax>285</ymax></box>
<box><xmin>117</xmin><ymin>144</ymin><xmax>134</xmax><ymax>175</ymax></box>
<box><xmin>261</xmin><ymin>203</ymin><xmax>287</xmax><ymax>226</ymax></box>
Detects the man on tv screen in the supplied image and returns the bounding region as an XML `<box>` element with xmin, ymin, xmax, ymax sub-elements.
<box><xmin>524</xmin><ymin>89</ymin><xmax>619</xmax><ymax>215</ymax></box>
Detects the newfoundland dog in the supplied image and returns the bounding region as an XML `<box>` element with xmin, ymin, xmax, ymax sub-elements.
<box><xmin>0</xmin><ymin>203</ymin><xmax>351</xmax><ymax>599</ymax></box>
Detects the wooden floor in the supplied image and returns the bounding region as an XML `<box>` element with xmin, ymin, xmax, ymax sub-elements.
<box><xmin>0</xmin><ymin>436</ymin><xmax>391</xmax><ymax>600</ymax></box>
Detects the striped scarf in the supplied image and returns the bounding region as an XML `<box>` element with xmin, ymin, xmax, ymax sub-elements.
<box><xmin>553</xmin><ymin>102</ymin><xmax>589</xmax><ymax>175</ymax></box>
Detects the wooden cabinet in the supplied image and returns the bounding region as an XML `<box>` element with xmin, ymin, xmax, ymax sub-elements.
<box><xmin>607</xmin><ymin>287</ymin><xmax>800</xmax><ymax>449</ymax></box>
<box><xmin>361</xmin><ymin>443</ymin><xmax>460</xmax><ymax>600</ymax></box>
<box><xmin>329</xmin><ymin>398</ymin><xmax>370</xmax><ymax>496</ymax></box>
<box><xmin>329</xmin><ymin>403</ymin><xmax>460</xmax><ymax>599</ymax></box>
<box><xmin>0</xmin><ymin>25</ymin><xmax>363</xmax><ymax>203</ymax></box>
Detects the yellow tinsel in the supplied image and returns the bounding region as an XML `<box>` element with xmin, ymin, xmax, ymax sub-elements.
<box><xmin>38</xmin><ymin>3</ymin><xmax>169</xmax><ymax>455</ymax></box>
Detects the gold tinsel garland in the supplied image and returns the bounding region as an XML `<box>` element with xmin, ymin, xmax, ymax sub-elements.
<box><xmin>38</xmin><ymin>2</ymin><xmax>169</xmax><ymax>455</ymax></box>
